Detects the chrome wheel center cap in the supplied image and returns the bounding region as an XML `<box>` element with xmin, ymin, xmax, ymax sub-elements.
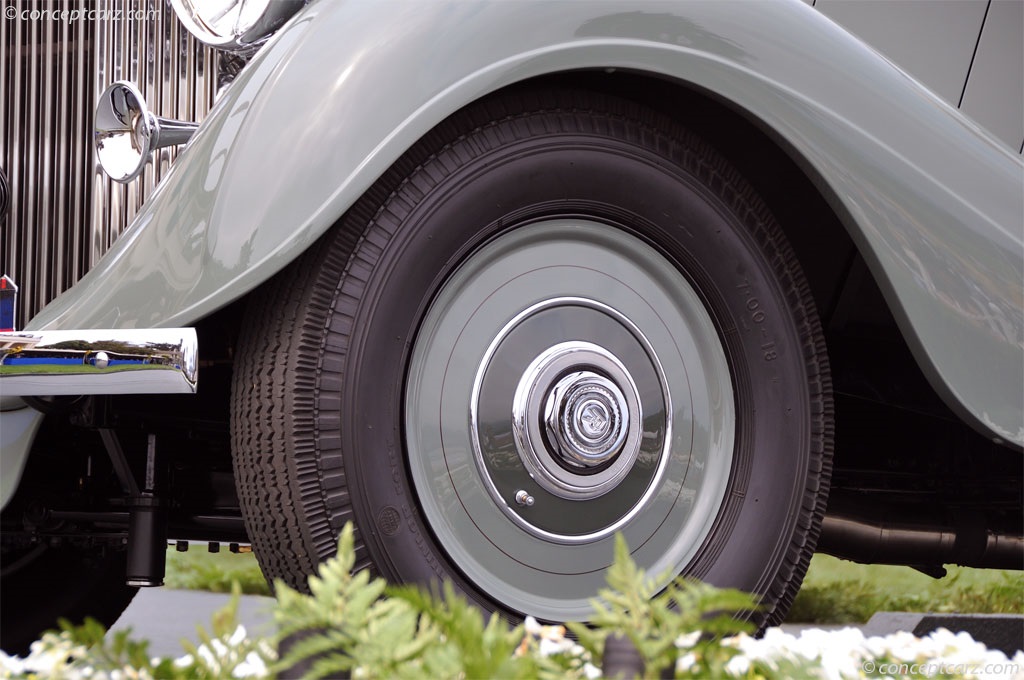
<box><xmin>510</xmin><ymin>339</ymin><xmax>645</xmax><ymax>502</ymax></box>
<box><xmin>545</xmin><ymin>372</ymin><xmax>628</xmax><ymax>467</ymax></box>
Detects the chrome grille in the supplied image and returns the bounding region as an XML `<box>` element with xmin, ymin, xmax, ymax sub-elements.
<box><xmin>1</xmin><ymin>0</ymin><xmax>219</xmax><ymax>329</ymax></box>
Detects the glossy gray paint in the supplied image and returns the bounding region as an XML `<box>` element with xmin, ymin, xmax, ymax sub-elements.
<box><xmin>813</xmin><ymin>0</ymin><xmax>1024</xmax><ymax>153</ymax></box>
<box><xmin>961</xmin><ymin>0</ymin><xmax>1024</xmax><ymax>152</ymax></box>
<box><xmin>0</xmin><ymin>402</ymin><xmax>42</xmax><ymax>511</ymax></box>
<box><xmin>6</xmin><ymin>0</ymin><xmax>1022</xmax><ymax>508</ymax></box>
<box><xmin>815</xmin><ymin>0</ymin><xmax>987</xmax><ymax>107</ymax></box>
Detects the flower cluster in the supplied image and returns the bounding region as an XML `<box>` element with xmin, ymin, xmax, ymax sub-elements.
<box><xmin>0</xmin><ymin>622</ymin><xmax>274</xmax><ymax>679</ymax></box>
<box><xmin>4</xmin><ymin>613</ymin><xmax>1024</xmax><ymax>679</ymax></box>
<box><xmin>518</xmin><ymin>616</ymin><xmax>601</xmax><ymax>679</ymax></box>
<box><xmin>715</xmin><ymin>626</ymin><xmax>1024</xmax><ymax>680</ymax></box>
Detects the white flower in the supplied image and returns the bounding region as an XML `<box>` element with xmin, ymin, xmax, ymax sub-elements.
<box><xmin>883</xmin><ymin>631</ymin><xmax>924</xmax><ymax>662</ymax></box>
<box><xmin>229</xmin><ymin>625</ymin><xmax>248</xmax><ymax>647</ymax></box>
<box><xmin>725</xmin><ymin>654</ymin><xmax>750</xmax><ymax>676</ymax></box>
<box><xmin>538</xmin><ymin>638</ymin><xmax>565</xmax><ymax>657</ymax></box>
<box><xmin>863</xmin><ymin>633</ymin><xmax>894</xmax><ymax>658</ymax></box>
<box><xmin>195</xmin><ymin>643</ymin><xmax>223</xmax><ymax>675</ymax></box>
<box><xmin>677</xmin><ymin>652</ymin><xmax>697</xmax><ymax>673</ymax></box>
<box><xmin>233</xmin><ymin>651</ymin><xmax>268</xmax><ymax>678</ymax></box>
<box><xmin>0</xmin><ymin>651</ymin><xmax>25</xmax><ymax>675</ymax></box>
<box><xmin>675</xmin><ymin>631</ymin><xmax>701</xmax><ymax>649</ymax></box>
<box><xmin>173</xmin><ymin>653</ymin><xmax>195</xmax><ymax>668</ymax></box>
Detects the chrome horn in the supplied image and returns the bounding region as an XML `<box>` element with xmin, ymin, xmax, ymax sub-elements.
<box><xmin>94</xmin><ymin>81</ymin><xmax>199</xmax><ymax>183</ymax></box>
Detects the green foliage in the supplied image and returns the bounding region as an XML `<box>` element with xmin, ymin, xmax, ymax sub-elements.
<box><xmin>271</xmin><ymin>527</ymin><xmax>818</xmax><ymax>679</ymax></box>
<box><xmin>568</xmin><ymin>534</ymin><xmax>770</xmax><ymax>679</ymax></box>
<box><xmin>271</xmin><ymin>523</ymin><xmax>574</xmax><ymax>679</ymax></box>
<box><xmin>387</xmin><ymin>582</ymin><xmax>535</xmax><ymax>679</ymax></box>
<box><xmin>58</xmin><ymin>616</ymin><xmax>159</xmax><ymax>674</ymax></box>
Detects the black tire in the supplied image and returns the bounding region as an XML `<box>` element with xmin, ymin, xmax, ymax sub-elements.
<box><xmin>0</xmin><ymin>546</ymin><xmax>137</xmax><ymax>654</ymax></box>
<box><xmin>231</xmin><ymin>89</ymin><xmax>833</xmax><ymax>628</ymax></box>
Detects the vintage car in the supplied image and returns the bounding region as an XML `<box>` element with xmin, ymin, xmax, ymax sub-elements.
<box><xmin>1</xmin><ymin>0</ymin><xmax>1021</xmax><ymax>653</ymax></box>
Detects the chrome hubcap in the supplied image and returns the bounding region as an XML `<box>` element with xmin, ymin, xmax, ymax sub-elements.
<box><xmin>509</xmin><ymin>337</ymin><xmax>645</xmax><ymax>508</ymax></box>
<box><xmin>472</xmin><ymin>298</ymin><xmax>668</xmax><ymax>545</ymax></box>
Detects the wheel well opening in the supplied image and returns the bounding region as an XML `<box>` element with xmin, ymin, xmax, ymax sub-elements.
<box><xmin>493</xmin><ymin>70</ymin><xmax>857</xmax><ymax>322</ymax></box>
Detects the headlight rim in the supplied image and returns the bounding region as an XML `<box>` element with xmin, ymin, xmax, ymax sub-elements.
<box><xmin>168</xmin><ymin>0</ymin><xmax>305</xmax><ymax>52</ymax></box>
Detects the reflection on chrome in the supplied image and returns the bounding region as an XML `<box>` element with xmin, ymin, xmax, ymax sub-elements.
<box><xmin>94</xmin><ymin>81</ymin><xmax>199</xmax><ymax>183</ymax></box>
<box><xmin>0</xmin><ymin>328</ymin><xmax>198</xmax><ymax>396</ymax></box>
<box><xmin>170</xmin><ymin>0</ymin><xmax>307</xmax><ymax>51</ymax></box>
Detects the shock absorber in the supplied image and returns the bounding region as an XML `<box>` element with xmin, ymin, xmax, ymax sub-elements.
<box><xmin>126</xmin><ymin>434</ymin><xmax>167</xmax><ymax>587</ymax></box>
<box><xmin>99</xmin><ymin>429</ymin><xmax>167</xmax><ymax>587</ymax></box>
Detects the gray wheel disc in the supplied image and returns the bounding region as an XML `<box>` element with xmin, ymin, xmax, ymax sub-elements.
<box><xmin>405</xmin><ymin>219</ymin><xmax>735</xmax><ymax>620</ymax></box>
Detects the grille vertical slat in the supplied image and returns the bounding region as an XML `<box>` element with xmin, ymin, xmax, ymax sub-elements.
<box><xmin>1</xmin><ymin>1</ymin><xmax>219</xmax><ymax>329</ymax></box>
<box><xmin>26</xmin><ymin>5</ymin><xmax>41</xmax><ymax>307</ymax></box>
<box><xmin>42</xmin><ymin>12</ymin><xmax>56</xmax><ymax>302</ymax></box>
<box><xmin>70</xmin><ymin>9</ymin><xmax>87</xmax><ymax>279</ymax></box>
<box><xmin>54</xmin><ymin>15</ymin><xmax>67</xmax><ymax>274</ymax></box>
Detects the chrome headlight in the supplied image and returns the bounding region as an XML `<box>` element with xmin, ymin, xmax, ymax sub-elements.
<box><xmin>169</xmin><ymin>0</ymin><xmax>305</xmax><ymax>51</ymax></box>
<box><xmin>94</xmin><ymin>82</ymin><xmax>198</xmax><ymax>183</ymax></box>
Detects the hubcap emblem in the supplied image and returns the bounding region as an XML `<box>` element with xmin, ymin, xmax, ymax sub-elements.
<box><xmin>545</xmin><ymin>371</ymin><xmax>629</xmax><ymax>467</ymax></box>
<box><xmin>579</xmin><ymin>402</ymin><xmax>609</xmax><ymax>438</ymax></box>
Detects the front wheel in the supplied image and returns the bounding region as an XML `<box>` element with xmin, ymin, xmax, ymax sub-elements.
<box><xmin>232</xmin><ymin>89</ymin><xmax>833</xmax><ymax>628</ymax></box>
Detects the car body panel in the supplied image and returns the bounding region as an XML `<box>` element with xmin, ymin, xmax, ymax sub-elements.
<box><xmin>0</xmin><ymin>397</ymin><xmax>42</xmax><ymax>509</ymax></box>
<box><xmin>815</xmin><ymin>0</ymin><xmax>987</xmax><ymax>109</ymax></box>
<box><xmin>815</xmin><ymin>0</ymin><xmax>1023</xmax><ymax>153</ymax></box>
<box><xmin>8</xmin><ymin>0</ymin><xmax>1023</xmax><ymax>513</ymax></box>
<box><xmin>959</xmin><ymin>0</ymin><xmax>1024</xmax><ymax>152</ymax></box>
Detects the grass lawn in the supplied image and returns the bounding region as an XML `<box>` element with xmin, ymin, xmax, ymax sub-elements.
<box><xmin>164</xmin><ymin>547</ymin><xmax>271</xmax><ymax>596</ymax></box>
<box><xmin>0</xmin><ymin>363</ymin><xmax>170</xmax><ymax>374</ymax></box>
<box><xmin>164</xmin><ymin>547</ymin><xmax>1022</xmax><ymax>624</ymax></box>
<box><xmin>787</xmin><ymin>553</ymin><xmax>1024</xmax><ymax>623</ymax></box>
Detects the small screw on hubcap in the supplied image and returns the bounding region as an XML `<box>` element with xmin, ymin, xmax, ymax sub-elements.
<box><xmin>515</xmin><ymin>490</ymin><xmax>535</xmax><ymax>507</ymax></box>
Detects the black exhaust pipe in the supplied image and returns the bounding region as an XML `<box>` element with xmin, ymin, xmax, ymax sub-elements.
<box><xmin>818</xmin><ymin>493</ymin><xmax>1023</xmax><ymax>570</ymax></box>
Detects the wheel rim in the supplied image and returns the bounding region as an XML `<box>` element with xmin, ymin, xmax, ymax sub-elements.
<box><xmin>405</xmin><ymin>219</ymin><xmax>735</xmax><ymax>620</ymax></box>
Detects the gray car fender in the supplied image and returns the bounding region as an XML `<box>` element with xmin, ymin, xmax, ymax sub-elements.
<box><xmin>22</xmin><ymin>0</ymin><xmax>1024</xmax><ymax>451</ymax></box>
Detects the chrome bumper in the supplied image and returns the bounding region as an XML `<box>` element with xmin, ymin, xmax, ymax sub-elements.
<box><xmin>0</xmin><ymin>329</ymin><xmax>198</xmax><ymax>396</ymax></box>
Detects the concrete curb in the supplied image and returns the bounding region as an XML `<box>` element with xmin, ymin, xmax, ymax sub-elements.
<box><xmin>864</xmin><ymin>612</ymin><xmax>1024</xmax><ymax>656</ymax></box>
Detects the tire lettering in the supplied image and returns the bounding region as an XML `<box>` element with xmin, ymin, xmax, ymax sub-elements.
<box><xmin>737</xmin><ymin>279</ymin><xmax>778</xmax><ymax>361</ymax></box>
